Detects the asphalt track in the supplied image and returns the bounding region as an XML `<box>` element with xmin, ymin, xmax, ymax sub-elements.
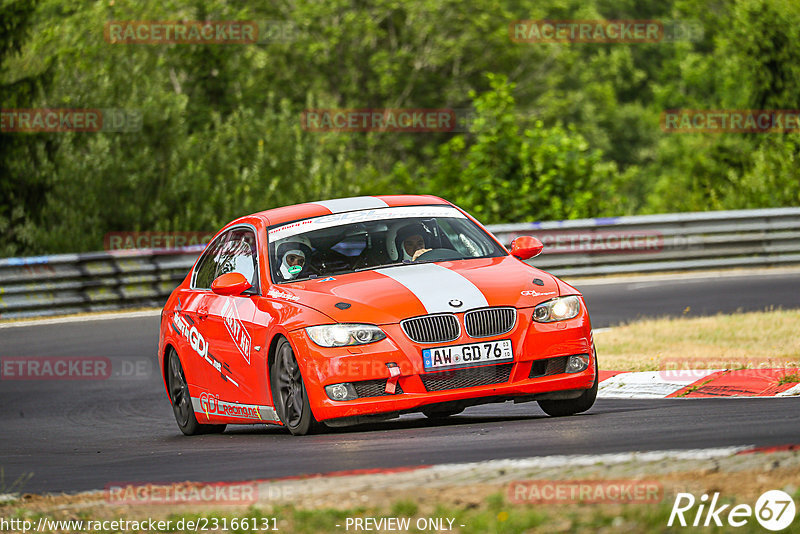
<box><xmin>1</xmin><ymin>269</ymin><xmax>799</xmax><ymax>494</ymax></box>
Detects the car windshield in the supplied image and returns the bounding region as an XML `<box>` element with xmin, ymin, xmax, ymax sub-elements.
<box><xmin>267</xmin><ymin>205</ymin><xmax>507</xmax><ymax>283</ymax></box>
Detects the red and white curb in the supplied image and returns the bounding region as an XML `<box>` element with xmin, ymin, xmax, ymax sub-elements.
<box><xmin>598</xmin><ymin>369</ymin><xmax>800</xmax><ymax>398</ymax></box>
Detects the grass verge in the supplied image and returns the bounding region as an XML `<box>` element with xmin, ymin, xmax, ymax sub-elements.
<box><xmin>595</xmin><ymin>309</ymin><xmax>800</xmax><ymax>372</ymax></box>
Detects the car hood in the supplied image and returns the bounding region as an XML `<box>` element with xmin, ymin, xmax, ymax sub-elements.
<box><xmin>269</xmin><ymin>256</ymin><xmax>568</xmax><ymax>325</ymax></box>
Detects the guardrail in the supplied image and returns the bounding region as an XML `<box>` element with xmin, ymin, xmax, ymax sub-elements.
<box><xmin>1</xmin><ymin>208</ymin><xmax>799</xmax><ymax>319</ymax></box>
<box><xmin>0</xmin><ymin>250</ymin><xmax>199</xmax><ymax>319</ymax></box>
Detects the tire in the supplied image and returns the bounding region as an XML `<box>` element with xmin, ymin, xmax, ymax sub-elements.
<box><xmin>538</xmin><ymin>352</ymin><xmax>599</xmax><ymax>417</ymax></box>
<box><xmin>421</xmin><ymin>406</ymin><xmax>464</xmax><ymax>419</ymax></box>
<box><xmin>270</xmin><ymin>338</ymin><xmax>322</xmax><ymax>435</ymax></box>
<box><xmin>166</xmin><ymin>348</ymin><xmax>226</xmax><ymax>435</ymax></box>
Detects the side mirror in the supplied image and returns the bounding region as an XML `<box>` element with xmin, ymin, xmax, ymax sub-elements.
<box><xmin>510</xmin><ymin>236</ymin><xmax>544</xmax><ymax>260</ymax></box>
<box><xmin>211</xmin><ymin>272</ymin><xmax>252</xmax><ymax>296</ymax></box>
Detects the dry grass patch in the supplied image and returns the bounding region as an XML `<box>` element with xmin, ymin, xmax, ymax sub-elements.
<box><xmin>595</xmin><ymin>309</ymin><xmax>800</xmax><ymax>372</ymax></box>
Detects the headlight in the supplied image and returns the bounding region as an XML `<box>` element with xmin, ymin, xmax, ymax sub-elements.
<box><xmin>305</xmin><ymin>324</ymin><xmax>386</xmax><ymax>347</ymax></box>
<box><xmin>532</xmin><ymin>296</ymin><xmax>581</xmax><ymax>322</ymax></box>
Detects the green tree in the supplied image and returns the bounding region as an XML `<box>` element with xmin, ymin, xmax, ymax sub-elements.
<box><xmin>420</xmin><ymin>74</ymin><xmax>621</xmax><ymax>223</ymax></box>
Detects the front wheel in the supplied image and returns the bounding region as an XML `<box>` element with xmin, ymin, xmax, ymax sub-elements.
<box><xmin>538</xmin><ymin>352</ymin><xmax>598</xmax><ymax>417</ymax></box>
<box><xmin>270</xmin><ymin>338</ymin><xmax>322</xmax><ymax>435</ymax></box>
<box><xmin>166</xmin><ymin>348</ymin><xmax>226</xmax><ymax>435</ymax></box>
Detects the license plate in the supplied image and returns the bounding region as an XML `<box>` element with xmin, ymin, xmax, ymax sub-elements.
<box><xmin>422</xmin><ymin>339</ymin><xmax>513</xmax><ymax>371</ymax></box>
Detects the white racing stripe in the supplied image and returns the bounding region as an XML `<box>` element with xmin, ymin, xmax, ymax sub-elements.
<box><xmin>376</xmin><ymin>263</ymin><xmax>488</xmax><ymax>314</ymax></box>
<box><xmin>312</xmin><ymin>196</ymin><xmax>388</xmax><ymax>213</ymax></box>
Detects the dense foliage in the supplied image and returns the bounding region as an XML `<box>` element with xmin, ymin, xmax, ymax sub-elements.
<box><xmin>1</xmin><ymin>0</ymin><xmax>799</xmax><ymax>255</ymax></box>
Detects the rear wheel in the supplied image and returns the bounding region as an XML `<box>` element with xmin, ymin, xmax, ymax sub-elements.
<box><xmin>270</xmin><ymin>338</ymin><xmax>321</xmax><ymax>435</ymax></box>
<box><xmin>166</xmin><ymin>348</ymin><xmax>226</xmax><ymax>435</ymax></box>
<box><xmin>538</xmin><ymin>352</ymin><xmax>598</xmax><ymax>417</ymax></box>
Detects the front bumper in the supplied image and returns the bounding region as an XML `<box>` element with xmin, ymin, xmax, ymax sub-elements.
<box><xmin>289</xmin><ymin>305</ymin><xmax>595</xmax><ymax>422</ymax></box>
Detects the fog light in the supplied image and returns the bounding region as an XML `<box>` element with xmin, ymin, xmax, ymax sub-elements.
<box><xmin>325</xmin><ymin>383</ymin><xmax>357</xmax><ymax>401</ymax></box>
<box><xmin>566</xmin><ymin>354</ymin><xmax>590</xmax><ymax>373</ymax></box>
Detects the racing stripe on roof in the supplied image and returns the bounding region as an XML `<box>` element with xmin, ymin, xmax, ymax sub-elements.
<box><xmin>375</xmin><ymin>264</ymin><xmax>488</xmax><ymax>314</ymax></box>
<box><xmin>312</xmin><ymin>196</ymin><xmax>389</xmax><ymax>213</ymax></box>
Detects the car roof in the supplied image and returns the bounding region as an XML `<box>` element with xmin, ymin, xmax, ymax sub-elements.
<box><xmin>245</xmin><ymin>195</ymin><xmax>453</xmax><ymax>227</ymax></box>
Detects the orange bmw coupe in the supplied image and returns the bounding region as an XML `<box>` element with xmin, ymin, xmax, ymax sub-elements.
<box><xmin>158</xmin><ymin>195</ymin><xmax>597</xmax><ymax>435</ymax></box>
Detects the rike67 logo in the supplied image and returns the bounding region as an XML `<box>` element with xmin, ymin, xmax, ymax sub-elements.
<box><xmin>669</xmin><ymin>490</ymin><xmax>796</xmax><ymax>531</ymax></box>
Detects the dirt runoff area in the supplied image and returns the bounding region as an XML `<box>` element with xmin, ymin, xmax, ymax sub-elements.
<box><xmin>2</xmin><ymin>446</ymin><xmax>799</xmax><ymax>526</ymax></box>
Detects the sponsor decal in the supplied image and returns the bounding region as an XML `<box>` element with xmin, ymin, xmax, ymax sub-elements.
<box><xmin>268</xmin><ymin>205</ymin><xmax>464</xmax><ymax>241</ymax></box>
<box><xmin>521</xmin><ymin>289</ymin><xmax>556</xmax><ymax>297</ymax></box>
<box><xmin>194</xmin><ymin>393</ymin><xmax>278</xmax><ymax>422</ymax></box>
<box><xmin>267</xmin><ymin>288</ymin><xmax>300</xmax><ymax>302</ymax></box>
<box><xmin>220</xmin><ymin>299</ymin><xmax>252</xmax><ymax>365</ymax></box>
<box><xmin>172</xmin><ymin>312</ymin><xmax>239</xmax><ymax>387</ymax></box>
<box><xmin>172</xmin><ymin>313</ymin><xmax>208</xmax><ymax>359</ymax></box>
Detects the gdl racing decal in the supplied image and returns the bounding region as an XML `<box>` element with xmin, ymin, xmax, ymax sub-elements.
<box><xmin>193</xmin><ymin>392</ymin><xmax>279</xmax><ymax>423</ymax></box>
<box><xmin>171</xmin><ymin>312</ymin><xmax>240</xmax><ymax>387</ymax></box>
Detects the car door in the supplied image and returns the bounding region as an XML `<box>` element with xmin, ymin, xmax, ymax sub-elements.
<box><xmin>201</xmin><ymin>226</ymin><xmax>264</xmax><ymax>411</ymax></box>
<box><xmin>172</xmin><ymin>233</ymin><xmax>230</xmax><ymax>391</ymax></box>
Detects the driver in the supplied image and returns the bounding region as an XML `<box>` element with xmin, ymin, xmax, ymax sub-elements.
<box><xmin>395</xmin><ymin>223</ymin><xmax>432</xmax><ymax>261</ymax></box>
<box><xmin>275</xmin><ymin>236</ymin><xmax>312</xmax><ymax>280</ymax></box>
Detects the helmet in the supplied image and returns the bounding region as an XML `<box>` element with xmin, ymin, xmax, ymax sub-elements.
<box><xmin>275</xmin><ymin>235</ymin><xmax>312</xmax><ymax>280</ymax></box>
<box><xmin>387</xmin><ymin>222</ymin><xmax>430</xmax><ymax>261</ymax></box>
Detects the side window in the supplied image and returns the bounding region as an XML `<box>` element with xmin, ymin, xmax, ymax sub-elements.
<box><xmin>193</xmin><ymin>228</ymin><xmax>260</xmax><ymax>292</ymax></box>
<box><xmin>193</xmin><ymin>235</ymin><xmax>228</xmax><ymax>289</ymax></box>
<box><xmin>439</xmin><ymin>219</ymin><xmax>489</xmax><ymax>257</ymax></box>
<box><xmin>216</xmin><ymin>229</ymin><xmax>259</xmax><ymax>292</ymax></box>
